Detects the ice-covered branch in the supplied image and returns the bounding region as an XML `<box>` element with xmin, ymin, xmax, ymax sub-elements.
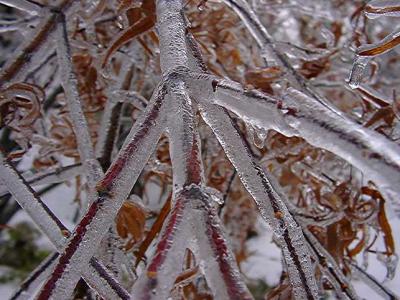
<box><xmin>221</xmin><ymin>0</ymin><xmax>343</xmax><ymax>116</ymax></box>
<box><xmin>348</xmin><ymin>1</ymin><xmax>400</xmax><ymax>88</ymax></box>
<box><xmin>132</xmin><ymin>2</ymin><xmax>252</xmax><ymax>297</ymax></box>
<box><xmin>0</xmin><ymin>0</ymin><xmax>42</xmax><ymax>15</ymax></box>
<box><xmin>56</xmin><ymin>13</ymin><xmax>102</xmax><ymax>188</ymax></box>
<box><xmin>36</xmin><ymin>82</ymin><xmax>168</xmax><ymax>299</ymax></box>
<box><xmin>0</xmin><ymin>154</ymin><xmax>130</xmax><ymax>300</ymax></box>
<box><xmin>351</xmin><ymin>262</ymin><xmax>399</xmax><ymax>300</ymax></box>
<box><xmin>96</xmin><ymin>64</ymin><xmax>135</xmax><ymax>166</ymax></box>
<box><xmin>11</xmin><ymin>252</ymin><xmax>58</xmax><ymax>300</ymax></box>
<box><xmin>204</xmin><ymin>76</ymin><xmax>400</xmax><ymax>217</ymax></box>
<box><xmin>0</xmin><ymin>162</ymin><xmax>82</xmax><ymax>197</ymax></box>
<box><xmin>301</xmin><ymin>228</ymin><xmax>358</xmax><ymax>300</ymax></box>
<box><xmin>0</xmin><ymin>0</ymin><xmax>75</xmax><ymax>88</ymax></box>
<box><xmin>197</xmin><ymin>100</ymin><xmax>319</xmax><ymax>299</ymax></box>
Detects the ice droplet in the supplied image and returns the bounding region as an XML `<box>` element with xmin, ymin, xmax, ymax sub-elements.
<box><xmin>348</xmin><ymin>55</ymin><xmax>370</xmax><ymax>89</ymax></box>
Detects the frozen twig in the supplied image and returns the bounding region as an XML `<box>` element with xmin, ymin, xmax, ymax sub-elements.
<box><xmin>0</xmin><ymin>0</ymin><xmax>42</xmax><ymax>15</ymax></box>
<box><xmin>350</xmin><ymin>262</ymin><xmax>399</xmax><ymax>300</ymax></box>
<box><xmin>0</xmin><ymin>162</ymin><xmax>83</xmax><ymax>198</ymax></box>
<box><xmin>0</xmin><ymin>153</ymin><xmax>130</xmax><ymax>300</ymax></box>
<box><xmin>204</xmin><ymin>77</ymin><xmax>400</xmax><ymax>217</ymax></box>
<box><xmin>197</xmin><ymin>100</ymin><xmax>319</xmax><ymax>299</ymax></box>
<box><xmin>36</xmin><ymin>82</ymin><xmax>167</xmax><ymax>299</ymax></box>
<box><xmin>221</xmin><ymin>0</ymin><xmax>345</xmax><ymax>117</ymax></box>
<box><xmin>0</xmin><ymin>0</ymin><xmax>75</xmax><ymax>88</ymax></box>
<box><xmin>56</xmin><ymin>13</ymin><xmax>102</xmax><ymax>188</ymax></box>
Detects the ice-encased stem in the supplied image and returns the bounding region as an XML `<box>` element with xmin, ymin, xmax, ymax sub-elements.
<box><xmin>166</xmin><ymin>80</ymin><xmax>203</xmax><ymax>189</ymax></box>
<box><xmin>96</xmin><ymin>64</ymin><xmax>135</xmax><ymax>167</ymax></box>
<box><xmin>0</xmin><ymin>154</ymin><xmax>68</xmax><ymax>249</ymax></box>
<box><xmin>0</xmin><ymin>162</ymin><xmax>83</xmax><ymax>198</ymax></box>
<box><xmin>0</xmin><ymin>154</ymin><xmax>130</xmax><ymax>300</ymax></box>
<box><xmin>351</xmin><ymin>262</ymin><xmax>399</xmax><ymax>300</ymax></box>
<box><xmin>283</xmin><ymin>88</ymin><xmax>400</xmax><ymax>217</ymax></box>
<box><xmin>131</xmin><ymin>190</ymin><xmax>194</xmax><ymax>299</ymax></box>
<box><xmin>56</xmin><ymin>13</ymin><xmax>102</xmax><ymax>188</ymax></box>
<box><xmin>0</xmin><ymin>0</ymin><xmax>75</xmax><ymax>88</ymax></box>
<box><xmin>365</xmin><ymin>0</ymin><xmax>400</xmax><ymax>19</ymax></box>
<box><xmin>35</xmin><ymin>82</ymin><xmax>168</xmax><ymax>300</ymax></box>
<box><xmin>197</xmin><ymin>101</ymin><xmax>319</xmax><ymax>300</ymax></box>
<box><xmin>0</xmin><ymin>0</ymin><xmax>42</xmax><ymax>15</ymax></box>
<box><xmin>221</xmin><ymin>0</ymin><xmax>344</xmax><ymax>117</ymax></box>
<box><xmin>207</xmin><ymin>79</ymin><xmax>400</xmax><ymax>217</ymax></box>
<box><xmin>11</xmin><ymin>253</ymin><xmax>58</xmax><ymax>300</ymax></box>
<box><xmin>193</xmin><ymin>187</ymin><xmax>254</xmax><ymax>300</ymax></box>
<box><xmin>132</xmin><ymin>2</ymin><xmax>252</xmax><ymax>298</ymax></box>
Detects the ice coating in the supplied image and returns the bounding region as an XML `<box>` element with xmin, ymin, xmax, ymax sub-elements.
<box><xmin>357</xmin><ymin>30</ymin><xmax>400</xmax><ymax>58</ymax></box>
<box><xmin>0</xmin><ymin>16</ymin><xmax>39</xmax><ymax>33</ymax></box>
<box><xmin>0</xmin><ymin>0</ymin><xmax>77</xmax><ymax>88</ymax></box>
<box><xmin>0</xmin><ymin>0</ymin><xmax>398</xmax><ymax>298</ymax></box>
<box><xmin>365</xmin><ymin>0</ymin><xmax>400</xmax><ymax>19</ymax></box>
<box><xmin>0</xmin><ymin>154</ymin><xmax>130</xmax><ymax>300</ymax></box>
<box><xmin>283</xmin><ymin>89</ymin><xmax>400</xmax><ymax>217</ymax></box>
<box><xmin>56</xmin><ymin>14</ymin><xmax>102</xmax><ymax>189</ymax></box>
<box><xmin>0</xmin><ymin>154</ymin><xmax>68</xmax><ymax>249</ymax></box>
<box><xmin>166</xmin><ymin>81</ymin><xmax>203</xmax><ymax>189</ymax></box>
<box><xmin>132</xmin><ymin>2</ymin><xmax>251</xmax><ymax>298</ymax></box>
<box><xmin>11</xmin><ymin>253</ymin><xmax>58</xmax><ymax>300</ymax></box>
<box><xmin>0</xmin><ymin>162</ymin><xmax>83</xmax><ymax>198</ymax></box>
<box><xmin>351</xmin><ymin>262</ymin><xmax>399</xmax><ymax>300</ymax></box>
<box><xmin>221</xmin><ymin>0</ymin><xmax>345</xmax><ymax>117</ymax></box>
<box><xmin>0</xmin><ymin>0</ymin><xmax>41</xmax><ymax>15</ymax></box>
<box><xmin>35</xmin><ymin>83</ymin><xmax>167</xmax><ymax>299</ymax></box>
<box><xmin>197</xmin><ymin>101</ymin><xmax>319</xmax><ymax>299</ymax></box>
<box><xmin>95</xmin><ymin>63</ymin><xmax>137</xmax><ymax>163</ymax></box>
<box><xmin>207</xmin><ymin>80</ymin><xmax>400</xmax><ymax>217</ymax></box>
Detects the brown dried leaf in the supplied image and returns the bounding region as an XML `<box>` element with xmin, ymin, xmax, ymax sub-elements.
<box><xmin>116</xmin><ymin>200</ymin><xmax>147</xmax><ymax>250</ymax></box>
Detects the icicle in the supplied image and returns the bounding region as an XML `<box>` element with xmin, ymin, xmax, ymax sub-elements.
<box><xmin>203</xmin><ymin>77</ymin><xmax>400</xmax><ymax>218</ymax></box>
<box><xmin>377</xmin><ymin>252</ymin><xmax>399</xmax><ymax>282</ymax></box>
<box><xmin>348</xmin><ymin>55</ymin><xmax>371</xmax><ymax>89</ymax></box>
<box><xmin>349</xmin><ymin>29</ymin><xmax>400</xmax><ymax>89</ymax></box>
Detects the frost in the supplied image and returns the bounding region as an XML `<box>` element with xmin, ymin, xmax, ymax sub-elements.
<box><xmin>0</xmin><ymin>0</ymin><xmax>399</xmax><ymax>299</ymax></box>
